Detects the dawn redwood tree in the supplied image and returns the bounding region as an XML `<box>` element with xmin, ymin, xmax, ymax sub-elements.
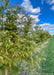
<box><xmin>0</xmin><ymin>0</ymin><xmax>43</xmax><ymax>75</ymax></box>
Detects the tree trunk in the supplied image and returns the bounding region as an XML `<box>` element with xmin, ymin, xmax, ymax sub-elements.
<box><xmin>5</xmin><ymin>68</ymin><xmax>8</xmax><ymax>75</ymax></box>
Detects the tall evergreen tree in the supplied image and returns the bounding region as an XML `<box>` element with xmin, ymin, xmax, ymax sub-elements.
<box><xmin>0</xmin><ymin>0</ymin><xmax>43</xmax><ymax>75</ymax></box>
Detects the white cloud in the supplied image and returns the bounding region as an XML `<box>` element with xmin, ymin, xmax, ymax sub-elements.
<box><xmin>50</xmin><ymin>0</ymin><xmax>54</xmax><ymax>5</ymax></box>
<box><xmin>47</xmin><ymin>0</ymin><xmax>54</xmax><ymax>5</ymax></box>
<box><xmin>21</xmin><ymin>0</ymin><xmax>40</xmax><ymax>14</ymax></box>
<box><xmin>46</xmin><ymin>0</ymin><xmax>54</xmax><ymax>11</ymax></box>
<box><xmin>40</xmin><ymin>23</ymin><xmax>54</xmax><ymax>31</ymax></box>
<box><xmin>40</xmin><ymin>23</ymin><xmax>51</xmax><ymax>26</ymax></box>
<box><xmin>30</xmin><ymin>15</ymin><xmax>40</xmax><ymax>22</ymax></box>
<box><xmin>51</xmin><ymin>6</ymin><xmax>54</xmax><ymax>10</ymax></box>
<box><xmin>48</xmin><ymin>28</ymin><xmax>54</xmax><ymax>30</ymax></box>
<box><xmin>15</xmin><ymin>14</ymin><xmax>40</xmax><ymax>28</ymax></box>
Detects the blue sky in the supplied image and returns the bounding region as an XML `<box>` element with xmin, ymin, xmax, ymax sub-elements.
<box><xmin>10</xmin><ymin>0</ymin><xmax>54</xmax><ymax>35</ymax></box>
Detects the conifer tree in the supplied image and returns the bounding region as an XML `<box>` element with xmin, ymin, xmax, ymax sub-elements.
<box><xmin>0</xmin><ymin>0</ymin><xmax>43</xmax><ymax>75</ymax></box>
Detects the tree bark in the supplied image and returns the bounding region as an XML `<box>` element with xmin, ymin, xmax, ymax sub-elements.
<box><xmin>5</xmin><ymin>68</ymin><xmax>8</xmax><ymax>75</ymax></box>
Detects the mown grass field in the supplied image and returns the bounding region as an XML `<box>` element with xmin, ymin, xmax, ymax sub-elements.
<box><xmin>39</xmin><ymin>36</ymin><xmax>54</xmax><ymax>74</ymax></box>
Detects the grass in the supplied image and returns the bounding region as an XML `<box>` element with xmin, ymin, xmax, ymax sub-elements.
<box><xmin>39</xmin><ymin>36</ymin><xmax>54</xmax><ymax>74</ymax></box>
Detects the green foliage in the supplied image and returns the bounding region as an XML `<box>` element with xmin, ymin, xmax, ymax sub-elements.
<box><xmin>0</xmin><ymin>30</ymin><xmax>43</xmax><ymax>75</ymax></box>
<box><xmin>0</xmin><ymin>30</ymin><xmax>35</xmax><ymax>65</ymax></box>
<box><xmin>0</xmin><ymin>0</ymin><xmax>51</xmax><ymax>75</ymax></box>
<box><xmin>32</xmin><ymin>25</ymin><xmax>51</xmax><ymax>43</ymax></box>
